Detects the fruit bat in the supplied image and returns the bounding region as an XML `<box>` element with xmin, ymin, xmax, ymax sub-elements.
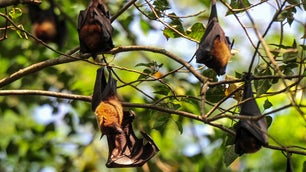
<box><xmin>195</xmin><ymin>0</ymin><xmax>231</xmax><ymax>75</ymax></box>
<box><xmin>92</xmin><ymin>67</ymin><xmax>159</xmax><ymax>168</ymax></box>
<box><xmin>78</xmin><ymin>0</ymin><xmax>114</xmax><ymax>59</ymax></box>
<box><xmin>234</xmin><ymin>75</ymin><xmax>268</xmax><ymax>155</ymax></box>
<box><xmin>28</xmin><ymin>0</ymin><xmax>67</xmax><ymax>49</ymax></box>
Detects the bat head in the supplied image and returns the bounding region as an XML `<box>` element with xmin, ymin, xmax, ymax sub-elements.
<box><xmin>92</xmin><ymin>67</ymin><xmax>117</xmax><ymax>111</ymax></box>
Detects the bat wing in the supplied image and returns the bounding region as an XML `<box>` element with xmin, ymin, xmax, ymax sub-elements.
<box><xmin>77</xmin><ymin>10</ymin><xmax>89</xmax><ymax>53</ymax></box>
<box><xmin>101</xmin><ymin>68</ymin><xmax>117</xmax><ymax>100</ymax></box>
<box><xmin>93</xmin><ymin>8</ymin><xmax>114</xmax><ymax>51</ymax></box>
<box><xmin>106</xmin><ymin>111</ymin><xmax>159</xmax><ymax>168</ymax></box>
<box><xmin>91</xmin><ymin>67</ymin><xmax>106</xmax><ymax>111</ymax></box>
<box><xmin>239</xmin><ymin>81</ymin><xmax>268</xmax><ymax>145</ymax></box>
<box><xmin>235</xmin><ymin>78</ymin><xmax>268</xmax><ymax>154</ymax></box>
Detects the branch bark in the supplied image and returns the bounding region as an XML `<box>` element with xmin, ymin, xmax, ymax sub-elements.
<box><xmin>0</xmin><ymin>0</ymin><xmax>41</xmax><ymax>8</ymax></box>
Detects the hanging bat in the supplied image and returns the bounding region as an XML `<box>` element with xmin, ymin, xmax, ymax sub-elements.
<box><xmin>195</xmin><ymin>0</ymin><xmax>231</xmax><ymax>75</ymax></box>
<box><xmin>78</xmin><ymin>0</ymin><xmax>114</xmax><ymax>59</ymax></box>
<box><xmin>92</xmin><ymin>67</ymin><xmax>123</xmax><ymax>137</ymax></box>
<box><xmin>234</xmin><ymin>74</ymin><xmax>268</xmax><ymax>155</ymax></box>
<box><xmin>28</xmin><ymin>0</ymin><xmax>67</xmax><ymax>49</ymax></box>
<box><xmin>92</xmin><ymin>67</ymin><xmax>159</xmax><ymax>167</ymax></box>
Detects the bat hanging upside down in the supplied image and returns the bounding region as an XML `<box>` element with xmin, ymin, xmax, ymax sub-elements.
<box><xmin>92</xmin><ymin>67</ymin><xmax>159</xmax><ymax>167</ymax></box>
<box><xmin>78</xmin><ymin>0</ymin><xmax>114</xmax><ymax>59</ymax></box>
<box><xmin>195</xmin><ymin>0</ymin><xmax>232</xmax><ymax>75</ymax></box>
<box><xmin>234</xmin><ymin>73</ymin><xmax>268</xmax><ymax>155</ymax></box>
<box><xmin>28</xmin><ymin>0</ymin><xmax>67</xmax><ymax>49</ymax></box>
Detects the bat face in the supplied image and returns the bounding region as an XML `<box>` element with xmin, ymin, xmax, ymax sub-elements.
<box><xmin>78</xmin><ymin>0</ymin><xmax>114</xmax><ymax>58</ymax></box>
<box><xmin>195</xmin><ymin>0</ymin><xmax>231</xmax><ymax>75</ymax></box>
<box><xmin>28</xmin><ymin>3</ymin><xmax>67</xmax><ymax>49</ymax></box>
<box><xmin>92</xmin><ymin>68</ymin><xmax>159</xmax><ymax>167</ymax></box>
<box><xmin>234</xmin><ymin>78</ymin><xmax>268</xmax><ymax>155</ymax></box>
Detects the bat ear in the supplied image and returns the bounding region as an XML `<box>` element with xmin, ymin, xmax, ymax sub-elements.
<box><xmin>91</xmin><ymin>67</ymin><xmax>106</xmax><ymax>111</ymax></box>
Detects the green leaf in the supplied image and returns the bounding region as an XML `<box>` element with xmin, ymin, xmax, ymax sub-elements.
<box><xmin>174</xmin><ymin>120</ymin><xmax>183</xmax><ymax>134</ymax></box>
<box><xmin>140</xmin><ymin>18</ymin><xmax>152</xmax><ymax>34</ymax></box>
<box><xmin>266</xmin><ymin>116</ymin><xmax>273</xmax><ymax>128</ymax></box>
<box><xmin>153</xmin><ymin>0</ymin><xmax>170</xmax><ymax>11</ymax></box>
<box><xmin>163</xmin><ymin>28</ymin><xmax>178</xmax><ymax>39</ymax></box>
<box><xmin>9</xmin><ymin>8</ymin><xmax>23</xmax><ymax>19</ymax></box>
<box><xmin>202</xmin><ymin>68</ymin><xmax>218</xmax><ymax>82</ymax></box>
<box><xmin>263</xmin><ymin>99</ymin><xmax>273</xmax><ymax>110</ymax></box>
<box><xmin>153</xmin><ymin>84</ymin><xmax>170</xmax><ymax>95</ymax></box>
<box><xmin>283</xmin><ymin>51</ymin><xmax>298</xmax><ymax>64</ymax></box>
<box><xmin>206</xmin><ymin>85</ymin><xmax>225</xmax><ymax>103</ymax></box>
<box><xmin>287</xmin><ymin>0</ymin><xmax>299</xmax><ymax>5</ymax></box>
<box><xmin>224</xmin><ymin>145</ymin><xmax>239</xmax><ymax>166</ymax></box>
<box><xmin>186</xmin><ymin>22</ymin><xmax>205</xmax><ymax>42</ymax></box>
<box><xmin>153</xmin><ymin>114</ymin><xmax>170</xmax><ymax>131</ymax></box>
<box><xmin>254</xmin><ymin>64</ymin><xmax>272</xmax><ymax>96</ymax></box>
<box><xmin>227</xmin><ymin>0</ymin><xmax>251</xmax><ymax>14</ymax></box>
<box><xmin>275</xmin><ymin>6</ymin><xmax>296</xmax><ymax>25</ymax></box>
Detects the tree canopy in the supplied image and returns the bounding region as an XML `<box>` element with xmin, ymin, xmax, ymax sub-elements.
<box><xmin>0</xmin><ymin>0</ymin><xmax>305</xmax><ymax>171</ymax></box>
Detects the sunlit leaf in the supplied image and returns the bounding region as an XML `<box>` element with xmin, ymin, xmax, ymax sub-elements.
<box><xmin>140</xmin><ymin>18</ymin><xmax>152</xmax><ymax>34</ymax></box>
<box><xmin>8</xmin><ymin>8</ymin><xmax>22</xmax><ymax>19</ymax></box>
<box><xmin>225</xmin><ymin>75</ymin><xmax>243</xmax><ymax>101</ymax></box>
<box><xmin>186</xmin><ymin>22</ymin><xmax>205</xmax><ymax>41</ymax></box>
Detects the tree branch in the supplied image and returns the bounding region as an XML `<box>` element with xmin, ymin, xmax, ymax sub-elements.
<box><xmin>0</xmin><ymin>0</ymin><xmax>41</xmax><ymax>8</ymax></box>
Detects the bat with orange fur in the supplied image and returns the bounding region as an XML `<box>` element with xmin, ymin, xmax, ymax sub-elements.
<box><xmin>92</xmin><ymin>67</ymin><xmax>159</xmax><ymax>167</ymax></box>
<box><xmin>28</xmin><ymin>0</ymin><xmax>67</xmax><ymax>49</ymax></box>
<box><xmin>234</xmin><ymin>74</ymin><xmax>268</xmax><ymax>155</ymax></box>
<box><xmin>78</xmin><ymin>0</ymin><xmax>114</xmax><ymax>59</ymax></box>
<box><xmin>195</xmin><ymin>0</ymin><xmax>231</xmax><ymax>75</ymax></box>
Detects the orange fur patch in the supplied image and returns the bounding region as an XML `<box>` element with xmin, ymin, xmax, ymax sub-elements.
<box><xmin>95</xmin><ymin>97</ymin><xmax>123</xmax><ymax>133</ymax></box>
<box><xmin>33</xmin><ymin>20</ymin><xmax>57</xmax><ymax>39</ymax></box>
<box><xmin>211</xmin><ymin>38</ymin><xmax>231</xmax><ymax>67</ymax></box>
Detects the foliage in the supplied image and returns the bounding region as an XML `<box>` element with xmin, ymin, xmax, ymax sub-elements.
<box><xmin>0</xmin><ymin>0</ymin><xmax>305</xmax><ymax>171</ymax></box>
